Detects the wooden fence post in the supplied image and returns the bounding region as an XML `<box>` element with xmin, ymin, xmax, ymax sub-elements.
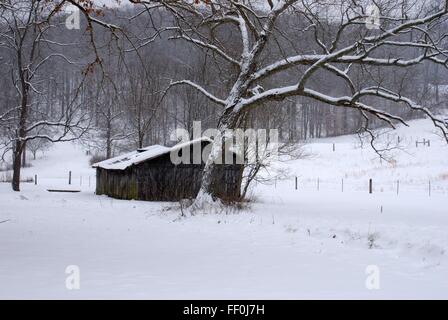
<box><xmin>35</xmin><ymin>174</ymin><xmax>37</xmax><ymax>185</ymax></box>
<box><xmin>69</xmin><ymin>171</ymin><xmax>72</xmax><ymax>185</ymax></box>
<box><xmin>295</xmin><ymin>176</ymin><xmax>298</xmax><ymax>190</ymax></box>
<box><xmin>429</xmin><ymin>180</ymin><xmax>431</xmax><ymax>197</ymax></box>
<box><xmin>369</xmin><ymin>179</ymin><xmax>373</xmax><ymax>194</ymax></box>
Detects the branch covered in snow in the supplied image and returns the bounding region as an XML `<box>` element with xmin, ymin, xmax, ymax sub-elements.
<box><xmin>166</xmin><ymin>80</ymin><xmax>226</xmax><ymax>106</ymax></box>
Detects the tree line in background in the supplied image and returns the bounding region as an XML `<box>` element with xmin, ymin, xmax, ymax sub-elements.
<box><xmin>0</xmin><ymin>0</ymin><xmax>447</xmax><ymax>196</ymax></box>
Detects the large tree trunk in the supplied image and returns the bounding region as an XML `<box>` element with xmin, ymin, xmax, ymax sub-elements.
<box><xmin>195</xmin><ymin>142</ymin><xmax>223</xmax><ymax>203</ymax></box>
<box><xmin>12</xmin><ymin>123</ymin><xmax>28</xmax><ymax>192</ymax></box>
<box><xmin>106</xmin><ymin>140</ymin><xmax>112</xmax><ymax>159</ymax></box>
<box><xmin>12</xmin><ymin>142</ymin><xmax>23</xmax><ymax>191</ymax></box>
<box><xmin>21</xmin><ymin>141</ymin><xmax>26</xmax><ymax>167</ymax></box>
<box><xmin>194</xmin><ymin>111</ymin><xmax>240</xmax><ymax>205</ymax></box>
<box><xmin>106</xmin><ymin>116</ymin><xmax>112</xmax><ymax>159</ymax></box>
<box><xmin>13</xmin><ymin>52</ymin><xmax>29</xmax><ymax>192</ymax></box>
<box><xmin>138</xmin><ymin>133</ymin><xmax>144</xmax><ymax>149</ymax></box>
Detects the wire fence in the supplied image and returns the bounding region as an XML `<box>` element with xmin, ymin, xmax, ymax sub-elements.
<box><xmin>4</xmin><ymin>169</ymin><xmax>447</xmax><ymax>197</ymax></box>
<box><xmin>279</xmin><ymin>176</ymin><xmax>448</xmax><ymax>196</ymax></box>
<box><xmin>7</xmin><ymin>171</ymin><xmax>98</xmax><ymax>190</ymax></box>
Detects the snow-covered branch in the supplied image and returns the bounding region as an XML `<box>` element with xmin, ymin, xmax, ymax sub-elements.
<box><xmin>167</xmin><ymin>80</ymin><xmax>226</xmax><ymax>106</ymax></box>
<box><xmin>169</xmin><ymin>33</ymin><xmax>240</xmax><ymax>66</ymax></box>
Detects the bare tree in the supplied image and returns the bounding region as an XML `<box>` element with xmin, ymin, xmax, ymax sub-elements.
<box><xmin>26</xmin><ymin>135</ymin><xmax>51</xmax><ymax>160</ymax></box>
<box><xmin>0</xmin><ymin>0</ymin><xmax>89</xmax><ymax>191</ymax></box>
<box><xmin>128</xmin><ymin>0</ymin><xmax>448</xmax><ymax>205</ymax></box>
<box><xmin>124</xmin><ymin>62</ymin><xmax>162</xmax><ymax>148</ymax></box>
<box><xmin>2</xmin><ymin>0</ymin><xmax>446</xmax><ymax>203</ymax></box>
<box><xmin>95</xmin><ymin>77</ymin><xmax>131</xmax><ymax>158</ymax></box>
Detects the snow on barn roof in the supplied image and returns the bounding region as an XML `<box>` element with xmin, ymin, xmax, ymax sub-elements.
<box><xmin>92</xmin><ymin>145</ymin><xmax>171</xmax><ymax>170</ymax></box>
<box><xmin>170</xmin><ymin>136</ymin><xmax>212</xmax><ymax>152</ymax></box>
<box><xmin>92</xmin><ymin>137</ymin><xmax>212</xmax><ymax>170</ymax></box>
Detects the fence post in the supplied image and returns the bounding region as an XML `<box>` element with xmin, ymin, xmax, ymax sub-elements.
<box><xmin>317</xmin><ymin>178</ymin><xmax>320</xmax><ymax>191</ymax></box>
<box><xmin>341</xmin><ymin>178</ymin><xmax>344</xmax><ymax>192</ymax></box>
<box><xmin>69</xmin><ymin>171</ymin><xmax>72</xmax><ymax>185</ymax></box>
<box><xmin>332</xmin><ymin>143</ymin><xmax>335</xmax><ymax>152</ymax></box>
<box><xmin>295</xmin><ymin>176</ymin><xmax>298</xmax><ymax>190</ymax></box>
<box><xmin>35</xmin><ymin>174</ymin><xmax>37</xmax><ymax>185</ymax></box>
<box><xmin>396</xmin><ymin>180</ymin><xmax>399</xmax><ymax>195</ymax></box>
<box><xmin>429</xmin><ymin>180</ymin><xmax>431</xmax><ymax>197</ymax></box>
<box><xmin>369</xmin><ymin>179</ymin><xmax>373</xmax><ymax>194</ymax></box>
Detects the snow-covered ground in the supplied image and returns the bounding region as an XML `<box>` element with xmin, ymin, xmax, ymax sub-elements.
<box><xmin>0</xmin><ymin>118</ymin><xmax>447</xmax><ymax>299</ymax></box>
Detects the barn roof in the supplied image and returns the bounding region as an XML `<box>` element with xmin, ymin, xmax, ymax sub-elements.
<box><xmin>92</xmin><ymin>137</ymin><xmax>211</xmax><ymax>170</ymax></box>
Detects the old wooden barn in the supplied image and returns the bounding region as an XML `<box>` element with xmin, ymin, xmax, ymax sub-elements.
<box><xmin>92</xmin><ymin>138</ymin><xmax>244</xmax><ymax>201</ymax></box>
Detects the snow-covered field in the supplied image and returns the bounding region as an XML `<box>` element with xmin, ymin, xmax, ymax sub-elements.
<box><xmin>0</xmin><ymin>118</ymin><xmax>447</xmax><ymax>299</ymax></box>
